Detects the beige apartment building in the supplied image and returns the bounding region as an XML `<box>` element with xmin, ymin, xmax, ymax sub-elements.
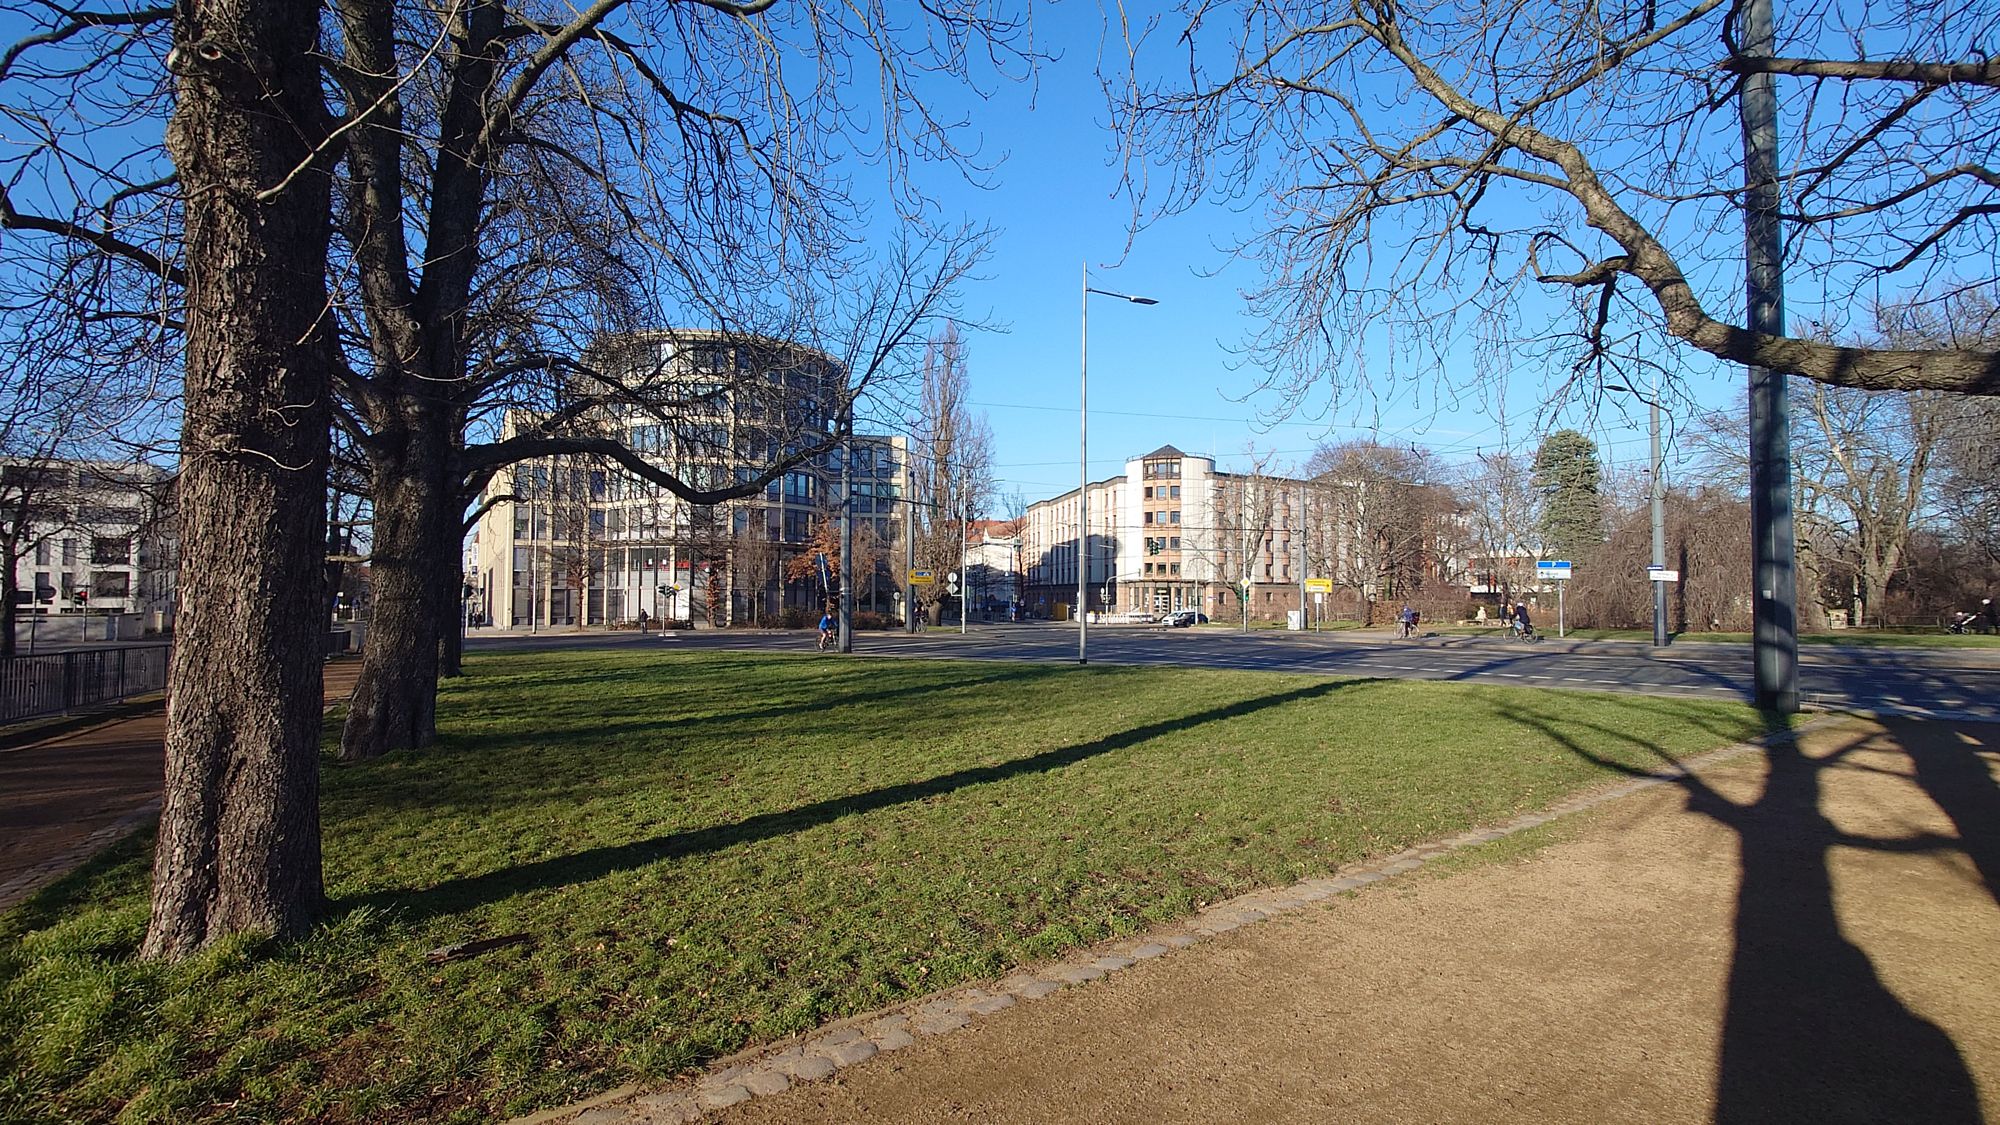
<box><xmin>1022</xmin><ymin>445</ymin><xmax>1309</xmax><ymax>621</ymax></box>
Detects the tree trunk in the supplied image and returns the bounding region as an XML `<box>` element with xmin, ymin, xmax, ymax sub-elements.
<box><xmin>1</xmin><ymin>560</ymin><xmax>18</xmax><ymax>659</ymax></box>
<box><xmin>143</xmin><ymin>0</ymin><xmax>333</xmax><ymax>960</ymax></box>
<box><xmin>340</xmin><ymin>422</ymin><xmax>453</xmax><ymax>760</ymax></box>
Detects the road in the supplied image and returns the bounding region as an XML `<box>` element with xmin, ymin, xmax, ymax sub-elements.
<box><xmin>466</xmin><ymin>623</ymin><xmax>2000</xmax><ymax>721</ymax></box>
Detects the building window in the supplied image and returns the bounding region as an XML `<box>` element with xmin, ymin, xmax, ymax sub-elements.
<box><xmin>92</xmin><ymin>571</ymin><xmax>131</xmax><ymax>597</ymax></box>
<box><xmin>1170</xmin><ymin>537</ymin><xmax>1180</xmax><ymax>550</ymax></box>
<box><xmin>1144</xmin><ymin>563</ymin><xmax>1154</xmax><ymax>575</ymax></box>
<box><xmin>33</xmin><ymin>540</ymin><xmax>49</xmax><ymax>566</ymax></box>
<box><xmin>1143</xmin><ymin>486</ymin><xmax>1153</xmax><ymax>499</ymax></box>
<box><xmin>91</xmin><ymin>537</ymin><xmax>130</xmax><ymax>565</ymax></box>
<box><xmin>1143</xmin><ymin>511</ymin><xmax>1153</xmax><ymax>524</ymax></box>
<box><xmin>1170</xmin><ymin>511</ymin><xmax>1180</xmax><ymax>524</ymax></box>
<box><xmin>61</xmin><ymin>538</ymin><xmax>75</xmax><ymax>565</ymax></box>
<box><xmin>1171</xmin><ymin>485</ymin><xmax>1181</xmax><ymax>499</ymax></box>
<box><xmin>1170</xmin><ymin>564</ymin><xmax>1180</xmax><ymax>575</ymax></box>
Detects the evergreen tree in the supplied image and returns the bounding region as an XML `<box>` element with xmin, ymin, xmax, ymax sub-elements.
<box><xmin>1533</xmin><ymin>430</ymin><xmax>1606</xmax><ymax>562</ymax></box>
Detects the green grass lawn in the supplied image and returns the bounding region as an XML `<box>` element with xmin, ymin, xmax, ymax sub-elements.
<box><xmin>2</xmin><ymin>651</ymin><xmax>1785</xmax><ymax>1124</ymax></box>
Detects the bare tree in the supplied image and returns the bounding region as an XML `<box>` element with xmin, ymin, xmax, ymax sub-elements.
<box><xmin>1455</xmin><ymin>452</ymin><xmax>1540</xmax><ymax>611</ymax></box>
<box><xmin>1113</xmin><ymin>0</ymin><xmax>2000</xmax><ymax>403</ymax></box>
<box><xmin>1307</xmin><ymin>441</ymin><xmax>1456</xmax><ymax>622</ymax></box>
<box><xmin>908</xmin><ymin>323</ymin><xmax>994</xmax><ymax>623</ymax></box>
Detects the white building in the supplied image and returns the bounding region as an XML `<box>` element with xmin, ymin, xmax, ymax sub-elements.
<box><xmin>3</xmin><ymin>458</ymin><xmax>175</xmax><ymax>626</ymax></box>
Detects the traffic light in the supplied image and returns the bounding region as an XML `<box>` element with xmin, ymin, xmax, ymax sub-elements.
<box><xmin>73</xmin><ymin>587</ymin><xmax>89</xmax><ymax>605</ymax></box>
<box><xmin>657</xmin><ymin>584</ymin><xmax>669</xmax><ymax>596</ymax></box>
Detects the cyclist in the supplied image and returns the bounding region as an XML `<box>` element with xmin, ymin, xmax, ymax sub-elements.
<box><xmin>817</xmin><ymin>609</ymin><xmax>835</xmax><ymax>652</ymax></box>
<box><xmin>1397</xmin><ymin>603</ymin><xmax>1418</xmax><ymax>639</ymax></box>
<box><xmin>1510</xmin><ymin>601</ymin><xmax>1534</xmax><ymax>641</ymax></box>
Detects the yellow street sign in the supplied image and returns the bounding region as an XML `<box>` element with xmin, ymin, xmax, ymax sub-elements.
<box><xmin>908</xmin><ymin>568</ymin><xmax>935</xmax><ymax>586</ymax></box>
<box><xmin>1304</xmin><ymin>578</ymin><xmax>1334</xmax><ymax>593</ymax></box>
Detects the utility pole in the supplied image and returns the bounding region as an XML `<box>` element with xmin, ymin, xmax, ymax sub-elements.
<box><xmin>1742</xmin><ymin>0</ymin><xmax>1798</xmax><ymax>712</ymax></box>
<box><xmin>1297</xmin><ymin>483</ymin><xmax>1308</xmax><ymax>631</ymax></box>
<box><xmin>1649</xmin><ymin>371</ymin><xmax>1669</xmax><ymax>647</ymax></box>
<box><xmin>838</xmin><ymin>410</ymin><xmax>854</xmax><ymax>653</ymax></box>
<box><xmin>961</xmin><ymin>507</ymin><xmax>970</xmax><ymax>634</ymax></box>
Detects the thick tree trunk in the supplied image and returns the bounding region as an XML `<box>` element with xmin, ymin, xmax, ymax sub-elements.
<box><xmin>340</xmin><ymin>422</ymin><xmax>453</xmax><ymax>760</ymax></box>
<box><xmin>143</xmin><ymin>0</ymin><xmax>332</xmax><ymax>960</ymax></box>
<box><xmin>1</xmin><ymin>561</ymin><xmax>18</xmax><ymax>659</ymax></box>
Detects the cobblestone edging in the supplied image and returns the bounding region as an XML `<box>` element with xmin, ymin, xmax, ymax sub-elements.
<box><xmin>529</xmin><ymin>718</ymin><xmax>1835</xmax><ymax>1125</ymax></box>
<box><xmin>0</xmin><ymin>797</ymin><xmax>161</xmax><ymax>911</ymax></box>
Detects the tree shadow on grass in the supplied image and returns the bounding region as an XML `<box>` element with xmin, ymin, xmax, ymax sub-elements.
<box><xmin>347</xmin><ymin>664</ymin><xmax>1081</xmax><ymax>817</ymax></box>
<box><xmin>1494</xmin><ymin>700</ymin><xmax>1987</xmax><ymax>1125</ymax></box>
<box><xmin>351</xmin><ymin>677</ymin><xmax>1376</xmax><ymax>925</ymax></box>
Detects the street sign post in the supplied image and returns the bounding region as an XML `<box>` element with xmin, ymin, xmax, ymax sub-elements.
<box><xmin>908</xmin><ymin>568</ymin><xmax>935</xmax><ymax>586</ymax></box>
<box><xmin>1537</xmin><ymin>560</ymin><xmax>1573</xmax><ymax>636</ymax></box>
<box><xmin>1304</xmin><ymin>577</ymin><xmax>1333</xmax><ymax>594</ymax></box>
<box><xmin>1647</xmin><ymin>566</ymin><xmax>1681</xmax><ymax>582</ymax></box>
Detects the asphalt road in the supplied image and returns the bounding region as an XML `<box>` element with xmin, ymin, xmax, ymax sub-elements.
<box><xmin>466</xmin><ymin>622</ymin><xmax>2000</xmax><ymax>721</ymax></box>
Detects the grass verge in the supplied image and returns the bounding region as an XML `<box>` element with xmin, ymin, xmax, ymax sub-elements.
<box><xmin>2</xmin><ymin>650</ymin><xmax>1784</xmax><ymax>1123</ymax></box>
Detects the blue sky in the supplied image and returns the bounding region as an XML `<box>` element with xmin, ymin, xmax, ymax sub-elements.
<box><xmin>877</xmin><ymin>3</ymin><xmax>1750</xmax><ymax>505</ymax></box>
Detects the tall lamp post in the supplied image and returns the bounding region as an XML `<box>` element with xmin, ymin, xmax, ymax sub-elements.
<box><xmin>1080</xmin><ymin>263</ymin><xmax>1158</xmax><ymax>665</ymax></box>
<box><xmin>1609</xmin><ymin>376</ymin><xmax>1671</xmax><ymax>647</ymax></box>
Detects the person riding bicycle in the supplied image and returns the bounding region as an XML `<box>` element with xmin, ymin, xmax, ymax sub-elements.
<box><xmin>1511</xmin><ymin>602</ymin><xmax>1533</xmax><ymax>639</ymax></box>
<box><xmin>817</xmin><ymin>610</ymin><xmax>835</xmax><ymax>651</ymax></box>
<box><xmin>1397</xmin><ymin>603</ymin><xmax>1418</xmax><ymax>639</ymax></box>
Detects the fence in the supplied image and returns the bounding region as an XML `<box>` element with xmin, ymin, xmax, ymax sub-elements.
<box><xmin>0</xmin><ymin>644</ymin><xmax>171</xmax><ymax>724</ymax></box>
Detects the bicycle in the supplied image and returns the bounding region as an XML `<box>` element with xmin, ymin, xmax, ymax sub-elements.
<box><xmin>1508</xmin><ymin>621</ymin><xmax>1543</xmax><ymax>643</ymax></box>
<box><xmin>816</xmin><ymin>626</ymin><xmax>835</xmax><ymax>652</ymax></box>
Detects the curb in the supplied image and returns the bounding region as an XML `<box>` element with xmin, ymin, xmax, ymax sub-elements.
<box><xmin>519</xmin><ymin>715</ymin><xmax>1844</xmax><ymax>1125</ymax></box>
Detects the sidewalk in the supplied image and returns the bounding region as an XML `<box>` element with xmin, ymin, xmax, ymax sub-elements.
<box><xmin>558</xmin><ymin>715</ymin><xmax>2000</xmax><ymax>1124</ymax></box>
<box><xmin>0</xmin><ymin>659</ymin><xmax>362</xmax><ymax>910</ymax></box>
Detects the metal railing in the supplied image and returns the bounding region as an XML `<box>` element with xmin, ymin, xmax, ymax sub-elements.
<box><xmin>0</xmin><ymin>644</ymin><xmax>171</xmax><ymax>724</ymax></box>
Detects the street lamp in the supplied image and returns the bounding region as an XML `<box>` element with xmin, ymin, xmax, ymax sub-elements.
<box><xmin>1607</xmin><ymin>376</ymin><xmax>1670</xmax><ymax>647</ymax></box>
<box><xmin>1080</xmin><ymin>263</ymin><xmax>1158</xmax><ymax>665</ymax></box>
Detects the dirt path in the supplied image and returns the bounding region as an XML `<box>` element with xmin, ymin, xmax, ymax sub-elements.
<box><xmin>0</xmin><ymin>658</ymin><xmax>363</xmax><ymax>909</ymax></box>
<box><xmin>689</xmin><ymin>716</ymin><xmax>2000</xmax><ymax>1124</ymax></box>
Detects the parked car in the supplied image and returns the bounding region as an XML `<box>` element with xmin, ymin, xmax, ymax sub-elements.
<box><xmin>1164</xmin><ymin>609</ymin><xmax>1209</xmax><ymax>627</ymax></box>
<box><xmin>1121</xmin><ymin>608</ymin><xmax>1158</xmax><ymax>624</ymax></box>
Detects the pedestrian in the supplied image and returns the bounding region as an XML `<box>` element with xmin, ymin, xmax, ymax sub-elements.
<box><xmin>637</xmin><ymin>607</ymin><xmax>649</xmax><ymax>633</ymax></box>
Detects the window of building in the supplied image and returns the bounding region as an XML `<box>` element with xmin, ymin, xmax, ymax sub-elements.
<box><xmin>33</xmin><ymin>540</ymin><xmax>49</xmax><ymax>565</ymax></box>
<box><xmin>1170</xmin><ymin>485</ymin><xmax>1181</xmax><ymax>499</ymax></box>
<box><xmin>1170</xmin><ymin>564</ymin><xmax>1180</xmax><ymax>575</ymax></box>
<box><xmin>1143</xmin><ymin>511</ymin><xmax>1154</xmax><ymax>524</ymax></box>
<box><xmin>1143</xmin><ymin>486</ymin><xmax>1153</xmax><ymax>499</ymax></box>
<box><xmin>513</xmin><ymin>548</ymin><xmax>532</xmax><ymax>582</ymax></box>
<box><xmin>33</xmin><ymin>572</ymin><xmax>53</xmax><ymax>601</ymax></box>
<box><xmin>61</xmin><ymin>538</ymin><xmax>75</xmax><ymax>565</ymax></box>
<box><xmin>1144</xmin><ymin>563</ymin><xmax>1154</xmax><ymax>575</ymax></box>
<box><xmin>92</xmin><ymin>571</ymin><xmax>130</xmax><ymax>597</ymax></box>
<box><xmin>1169</xmin><ymin>537</ymin><xmax>1180</xmax><ymax>550</ymax></box>
<box><xmin>1169</xmin><ymin>511</ymin><xmax>1180</xmax><ymax>524</ymax></box>
<box><xmin>91</xmin><ymin>537</ymin><xmax>130</xmax><ymax>565</ymax></box>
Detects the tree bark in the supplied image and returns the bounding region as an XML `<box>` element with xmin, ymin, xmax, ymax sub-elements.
<box><xmin>1</xmin><ymin>556</ymin><xmax>18</xmax><ymax>659</ymax></box>
<box><xmin>340</xmin><ymin>418</ymin><xmax>454</xmax><ymax>760</ymax></box>
<box><xmin>143</xmin><ymin>0</ymin><xmax>332</xmax><ymax>959</ymax></box>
